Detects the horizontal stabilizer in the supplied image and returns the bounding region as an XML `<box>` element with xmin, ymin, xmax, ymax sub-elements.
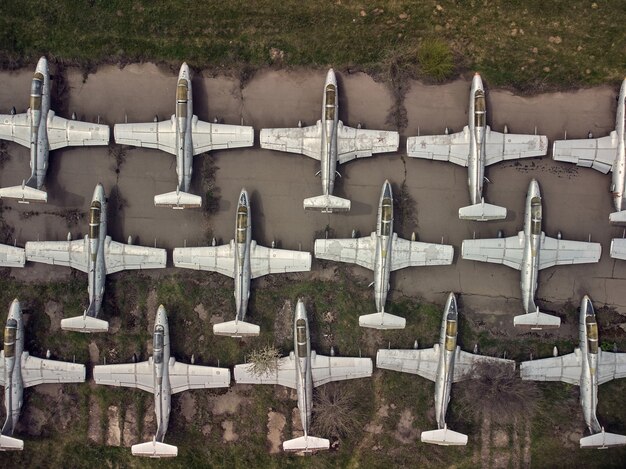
<box><xmin>513</xmin><ymin>310</ymin><xmax>561</xmax><ymax>329</ymax></box>
<box><xmin>303</xmin><ymin>194</ymin><xmax>350</xmax><ymax>213</ymax></box>
<box><xmin>458</xmin><ymin>201</ymin><xmax>506</xmax><ymax>221</ymax></box>
<box><xmin>131</xmin><ymin>440</ymin><xmax>178</xmax><ymax>458</ymax></box>
<box><xmin>283</xmin><ymin>435</ymin><xmax>330</xmax><ymax>452</ymax></box>
<box><xmin>213</xmin><ymin>320</ymin><xmax>260</xmax><ymax>338</ymax></box>
<box><xmin>610</xmin><ymin>239</ymin><xmax>626</xmax><ymax>260</ymax></box>
<box><xmin>609</xmin><ymin>210</ymin><xmax>626</xmax><ymax>224</ymax></box>
<box><xmin>154</xmin><ymin>190</ymin><xmax>202</xmax><ymax>209</ymax></box>
<box><xmin>359</xmin><ymin>312</ymin><xmax>406</xmax><ymax>330</ymax></box>
<box><xmin>0</xmin><ymin>434</ymin><xmax>24</xmax><ymax>451</ymax></box>
<box><xmin>0</xmin><ymin>184</ymin><xmax>47</xmax><ymax>203</ymax></box>
<box><xmin>580</xmin><ymin>430</ymin><xmax>626</xmax><ymax>449</ymax></box>
<box><xmin>421</xmin><ymin>427</ymin><xmax>468</xmax><ymax>446</ymax></box>
<box><xmin>61</xmin><ymin>314</ymin><xmax>109</xmax><ymax>333</ymax></box>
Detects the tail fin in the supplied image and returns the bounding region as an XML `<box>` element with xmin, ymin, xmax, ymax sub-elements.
<box><xmin>303</xmin><ymin>194</ymin><xmax>350</xmax><ymax>213</ymax></box>
<box><xmin>359</xmin><ymin>311</ymin><xmax>406</xmax><ymax>330</ymax></box>
<box><xmin>213</xmin><ymin>320</ymin><xmax>260</xmax><ymax>338</ymax></box>
<box><xmin>0</xmin><ymin>434</ymin><xmax>24</xmax><ymax>451</ymax></box>
<box><xmin>0</xmin><ymin>180</ymin><xmax>47</xmax><ymax>204</ymax></box>
<box><xmin>458</xmin><ymin>199</ymin><xmax>506</xmax><ymax>221</ymax></box>
<box><xmin>61</xmin><ymin>310</ymin><xmax>109</xmax><ymax>333</ymax></box>
<box><xmin>154</xmin><ymin>190</ymin><xmax>202</xmax><ymax>209</ymax></box>
<box><xmin>131</xmin><ymin>439</ymin><xmax>178</xmax><ymax>458</ymax></box>
<box><xmin>421</xmin><ymin>427</ymin><xmax>468</xmax><ymax>446</ymax></box>
<box><xmin>609</xmin><ymin>210</ymin><xmax>626</xmax><ymax>224</ymax></box>
<box><xmin>514</xmin><ymin>310</ymin><xmax>561</xmax><ymax>329</ymax></box>
<box><xmin>580</xmin><ymin>429</ymin><xmax>626</xmax><ymax>449</ymax></box>
<box><xmin>283</xmin><ymin>435</ymin><xmax>330</xmax><ymax>452</ymax></box>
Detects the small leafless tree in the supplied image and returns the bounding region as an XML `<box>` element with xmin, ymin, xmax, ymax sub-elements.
<box><xmin>246</xmin><ymin>345</ymin><xmax>282</xmax><ymax>377</ymax></box>
<box><xmin>312</xmin><ymin>382</ymin><xmax>365</xmax><ymax>439</ymax></box>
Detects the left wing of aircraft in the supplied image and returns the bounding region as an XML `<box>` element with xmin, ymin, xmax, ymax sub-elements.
<box><xmin>519</xmin><ymin>351</ymin><xmax>581</xmax><ymax>385</ymax></box>
<box><xmin>0</xmin><ymin>243</ymin><xmax>25</xmax><ymax>268</ymax></box>
<box><xmin>538</xmin><ymin>235</ymin><xmax>601</xmax><ymax>270</ymax></box>
<box><xmin>314</xmin><ymin>234</ymin><xmax>376</xmax><ymax>271</ymax></box>
<box><xmin>406</xmin><ymin>127</ymin><xmax>471</xmax><ymax>167</ymax></box>
<box><xmin>93</xmin><ymin>360</ymin><xmax>154</xmax><ymax>393</ymax></box>
<box><xmin>249</xmin><ymin>241</ymin><xmax>311</xmax><ymax>279</ymax></box>
<box><xmin>47</xmin><ymin>112</ymin><xmax>110</xmax><ymax>149</ymax></box>
<box><xmin>104</xmin><ymin>237</ymin><xmax>167</xmax><ymax>274</ymax></box>
<box><xmin>18</xmin><ymin>352</ymin><xmax>85</xmax><ymax>388</ymax></box>
<box><xmin>336</xmin><ymin>122</ymin><xmax>399</xmax><ymax>164</ymax></box>
<box><xmin>260</xmin><ymin>122</ymin><xmax>323</xmax><ymax>160</ymax></box>
<box><xmin>376</xmin><ymin>347</ymin><xmax>440</xmax><ymax>382</ymax></box>
<box><xmin>25</xmin><ymin>238</ymin><xmax>89</xmax><ymax>273</ymax></box>
<box><xmin>0</xmin><ymin>112</ymin><xmax>31</xmax><ymax>147</ymax></box>
<box><xmin>234</xmin><ymin>354</ymin><xmax>298</xmax><ymax>389</ymax></box>
<box><xmin>452</xmin><ymin>349</ymin><xmax>515</xmax><ymax>383</ymax></box>
<box><xmin>552</xmin><ymin>134</ymin><xmax>618</xmax><ymax>174</ymax></box>
<box><xmin>168</xmin><ymin>358</ymin><xmax>230</xmax><ymax>394</ymax></box>
<box><xmin>597</xmin><ymin>350</ymin><xmax>626</xmax><ymax>385</ymax></box>
<box><xmin>461</xmin><ymin>233</ymin><xmax>525</xmax><ymax>270</ymax></box>
<box><xmin>391</xmin><ymin>236</ymin><xmax>453</xmax><ymax>270</ymax></box>
<box><xmin>114</xmin><ymin>117</ymin><xmax>177</xmax><ymax>154</ymax></box>
<box><xmin>483</xmin><ymin>128</ymin><xmax>547</xmax><ymax>166</ymax></box>
<box><xmin>310</xmin><ymin>352</ymin><xmax>373</xmax><ymax>387</ymax></box>
<box><xmin>173</xmin><ymin>242</ymin><xmax>236</xmax><ymax>278</ymax></box>
<box><xmin>610</xmin><ymin>239</ymin><xmax>626</xmax><ymax>260</ymax></box>
<box><xmin>190</xmin><ymin>117</ymin><xmax>254</xmax><ymax>155</ymax></box>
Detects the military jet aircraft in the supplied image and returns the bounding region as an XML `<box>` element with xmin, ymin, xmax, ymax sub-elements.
<box><xmin>0</xmin><ymin>56</ymin><xmax>109</xmax><ymax>203</ymax></box>
<box><xmin>25</xmin><ymin>183</ymin><xmax>166</xmax><ymax>333</ymax></box>
<box><xmin>114</xmin><ymin>62</ymin><xmax>254</xmax><ymax>209</ymax></box>
<box><xmin>260</xmin><ymin>68</ymin><xmax>399</xmax><ymax>213</ymax></box>
<box><xmin>520</xmin><ymin>296</ymin><xmax>626</xmax><ymax>449</ymax></box>
<box><xmin>0</xmin><ymin>299</ymin><xmax>85</xmax><ymax>451</ymax></box>
<box><xmin>462</xmin><ymin>179</ymin><xmax>601</xmax><ymax>328</ymax></box>
<box><xmin>552</xmin><ymin>78</ymin><xmax>626</xmax><ymax>223</ymax></box>
<box><xmin>0</xmin><ymin>244</ymin><xmax>24</xmax><ymax>268</ymax></box>
<box><xmin>314</xmin><ymin>180</ymin><xmax>453</xmax><ymax>329</ymax></box>
<box><xmin>234</xmin><ymin>299</ymin><xmax>372</xmax><ymax>452</ymax></box>
<box><xmin>94</xmin><ymin>305</ymin><xmax>230</xmax><ymax>457</ymax></box>
<box><xmin>407</xmin><ymin>73</ymin><xmax>547</xmax><ymax>221</ymax></box>
<box><xmin>377</xmin><ymin>292</ymin><xmax>515</xmax><ymax>445</ymax></box>
<box><xmin>174</xmin><ymin>188</ymin><xmax>311</xmax><ymax>337</ymax></box>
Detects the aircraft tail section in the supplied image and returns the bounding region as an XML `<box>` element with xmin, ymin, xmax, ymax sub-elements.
<box><xmin>0</xmin><ymin>434</ymin><xmax>24</xmax><ymax>451</ymax></box>
<box><xmin>303</xmin><ymin>194</ymin><xmax>350</xmax><ymax>213</ymax></box>
<box><xmin>131</xmin><ymin>439</ymin><xmax>178</xmax><ymax>458</ymax></box>
<box><xmin>421</xmin><ymin>427</ymin><xmax>468</xmax><ymax>446</ymax></box>
<box><xmin>154</xmin><ymin>190</ymin><xmax>202</xmax><ymax>209</ymax></box>
<box><xmin>513</xmin><ymin>310</ymin><xmax>561</xmax><ymax>329</ymax></box>
<box><xmin>359</xmin><ymin>311</ymin><xmax>406</xmax><ymax>330</ymax></box>
<box><xmin>580</xmin><ymin>429</ymin><xmax>626</xmax><ymax>449</ymax></box>
<box><xmin>61</xmin><ymin>311</ymin><xmax>109</xmax><ymax>333</ymax></box>
<box><xmin>0</xmin><ymin>180</ymin><xmax>47</xmax><ymax>204</ymax></box>
<box><xmin>283</xmin><ymin>435</ymin><xmax>330</xmax><ymax>452</ymax></box>
<box><xmin>609</xmin><ymin>210</ymin><xmax>626</xmax><ymax>224</ymax></box>
<box><xmin>213</xmin><ymin>319</ymin><xmax>260</xmax><ymax>338</ymax></box>
<box><xmin>458</xmin><ymin>199</ymin><xmax>506</xmax><ymax>221</ymax></box>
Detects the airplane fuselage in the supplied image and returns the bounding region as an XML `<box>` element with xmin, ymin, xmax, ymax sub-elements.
<box><xmin>86</xmin><ymin>184</ymin><xmax>108</xmax><ymax>318</ymax></box>
<box><xmin>520</xmin><ymin>180</ymin><xmax>542</xmax><ymax>313</ymax></box>
<box><xmin>174</xmin><ymin>64</ymin><xmax>194</xmax><ymax>194</ymax></box>
<box><xmin>152</xmin><ymin>307</ymin><xmax>172</xmax><ymax>442</ymax></box>
<box><xmin>610</xmin><ymin>80</ymin><xmax>626</xmax><ymax>212</ymax></box>
<box><xmin>293</xmin><ymin>301</ymin><xmax>313</xmax><ymax>437</ymax></box>
<box><xmin>2</xmin><ymin>301</ymin><xmax>25</xmax><ymax>437</ymax></box>
<box><xmin>433</xmin><ymin>294</ymin><xmax>458</xmax><ymax>429</ymax></box>
<box><xmin>27</xmin><ymin>57</ymin><xmax>51</xmax><ymax>189</ymax></box>
<box><xmin>373</xmin><ymin>182</ymin><xmax>394</xmax><ymax>312</ymax></box>
<box><xmin>233</xmin><ymin>189</ymin><xmax>252</xmax><ymax>323</ymax></box>
<box><xmin>319</xmin><ymin>70</ymin><xmax>339</xmax><ymax>197</ymax></box>
<box><xmin>577</xmin><ymin>297</ymin><xmax>602</xmax><ymax>434</ymax></box>
<box><xmin>467</xmin><ymin>74</ymin><xmax>487</xmax><ymax>205</ymax></box>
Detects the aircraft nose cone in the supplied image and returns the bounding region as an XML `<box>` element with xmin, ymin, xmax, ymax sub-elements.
<box><xmin>93</xmin><ymin>183</ymin><xmax>105</xmax><ymax>202</ymax></box>
<box><xmin>528</xmin><ymin>178</ymin><xmax>541</xmax><ymax>198</ymax></box>
<box><xmin>36</xmin><ymin>56</ymin><xmax>48</xmax><ymax>74</ymax></box>
<box><xmin>445</xmin><ymin>292</ymin><xmax>458</xmax><ymax>316</ymax></box>
<box><xmin>325</xmin><ymin>68</ymin><xmax>337</xmax><ymax>86</ymax></box>
<box><xmin>156</xmin><ymin>304</ymin><xmax>168</xmax><ymax>324</ymax></box>
<box><xmin>238</xmin><ymin>188</ymin><xmax>249</xmax><ymax>207</ymax></box>
<box><xmin>9</xmin><ymin>298</ymin><xmax>21</xmax><ymax>318</ymax></box>
<box><xmin>472</xmin><ymin>72</ymin><xmax>483</xmax><ymax>89</ymax></box>
<box><xmin>295</xmin><ymin>299</ymin><xmax>307</xmax><ymax>320</ymax></box>
<box><xmin>179</xmin><ymin>62</ymin><xmax>190</xmax><ymax>79</ymax></box>
<box><xmin>382</xmin><ymin>180</ymin><xmax>392</xmax><ymax>199</ymax></box>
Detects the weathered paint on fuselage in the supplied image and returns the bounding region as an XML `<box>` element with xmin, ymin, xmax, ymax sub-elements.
<box><xmin>433</xmin><ymin>293</ymin><xmax>458</xmax><ymax>429</ymax></box>
<box><xmin>233</xmin><ymin>189</ymin><xmax>252</xmax><ymax>323</ymax></box>
<box><xmin>373</xmin><ymin>181</ymin><xmax>394</xmax><ymax>312</ymax></box>
<box><xmin>577</xmin><ymin>296</ymin><xmax>602</xmax><ymax>434</ymax></box>
<box><xmin>520</xmin><ymin>179</ymin><xmax>541</xmax><ymax>314</ymax></box>
<box><xmin>610</xmin><ymin>79</ymin><xmax>626</xmax><ymax>212</ymax></box>
<box><xmin>467</xmin><ymin>73</ymin><xmax>487</xmax><ymax>205</ymax></box>
<box><xmin>174</xmin><ymin>63</ymin><xmax>194</xmax><ymax>194</ymax></box>
<box><xmin>2</xmin><ymin>300</ymin><xmax>25</xmax><ymax>436</ymax></box>
<box><xmin>293</xmin><ymin>300</ymin><xmax>313</xmax><ymax>437</ymax></box>
<box><xmin>319</xmin><ymin>69</ymin><xmax>339</xmax><ymax>197</ymax></box>
<box><xmin>152</xmin><ymin>306</ymin><xmax>172</xmax><ymax>442</ymax></box>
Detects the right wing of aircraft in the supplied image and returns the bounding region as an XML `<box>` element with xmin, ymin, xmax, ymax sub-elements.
<box><xmin>406</xmin><ymin>127</ymin><xmax>470</xmax><ymax>167</ymax></box>
<box><xmin>0</xmin><ymin>243</ymin><xmax>25</xmax><ymax>268</ymax></box>
<box><xmin>610</xmin><ymin>239</ymin><xmax>626</xmax><ymax>260</ymax></box>
<box><xmin>172</xmin><ymin>242</ymin><xmax>235</xmax><ymax>278</ymax></box>
<box><xmin>391</xmin><ymin>236</ymin><xmax>454</xmax><ymax>270</ymax></box>
<box><xmin>552</xmin><ymin>133</ymin><xmax>618</xmax><ymax>174</ymax></box>
<box><xmin>461</xmin><ymin>232</ymin><xmax>525</xmax><ymax>270</ymax></box>
<box><xmin>314</xmin><ymin>234</ymin><xmax>376</xmax><ymax>271</ymax></box>
<box><xmin>25</xmin><ymin>237</ymin><xmax>89</xmax><ymax>273</ymax></box>
<box><xmin>0</xmin><ymin>112</ymin><xmax>31</xmax><ymax>147</ymax></box>
<box><xmin>168</xmin><ymin>358</ymin><xmax>230</xmax><ymax>394</ymax></box>
<box><xmin>376</xmin><ymin>347</ymin><xmax>440</xmax><ymax>382</ymax></box>
<box><xmin>259</xmin><ymin>122</ymin><xmax>322</xmax><ymax>160</ymax></box>
<box><xmin>20</xmin><ymin>352</ymin><xmax>85</xmax><ymax>388</ymax></box>
<box><xmin>519</xmin><ymin>351</ymin><xmax>581</xmax><ymax>385</ymax></box>
<box><xmin>104</xmin><ymin>237</ymin><xmax>167</xmax><ymax>274</ymax></box>
<box><xmin>114</xmin><ymin>117</ymin><xmax>177</xmax><ymax>155</ymax></box>
<box><xmin>310</xmin><ymin>352</ymin><xmax>373</xmax><ymax>387</ymax></box>
<box><xmin>249</xmin><ymin>242</ymin><xmax>311</xmax><ymax>279</ymax></box>
<box><xmin>336</xmin><ymin>122</ymin><xmax>399</xmax><ymax>164</ymax></box>
<box><xmin>46</xmin><ymin>112</ymin><xmax>110</xmax><ymax>150</ymax></box>
<box><xmin>538</xmin><ymin>235</ymin><xmax>602</xmax><ymax>270</ymax></box>
<box><xmin>597</xmin><ymin>350</ymin><xmax>626</xmax><ymax>385</ymax></box>
<box><xmin>452</xmin><ymin>349</ymin><xmax>515</xmax><ymax>383</ymax></box>
<box><xmin>93</xmin><ymin>359</ymin><xmax>154</xmax><ymax>393</ymax></box>
<box><xmin>483</xmin><ymin>128</ymin><xmax>548</xmax><ymax>166</ymax></box>
<box><xmin>191</xmin><ymin>117</ymin><xmax>254</xmax><ymax>155</ymax></box>
<box><xmin>233</xmin><ymin>354</ymin><xmax>298</xmax><ymax>389</ymax></box>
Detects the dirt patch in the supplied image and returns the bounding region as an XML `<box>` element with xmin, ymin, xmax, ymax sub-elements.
<box><xmin>194</xmin><ymin>303</ymin><xmax>208</xmax><ymax>321</ymax></box>
<box><xmin>180</xmin><ymin>392</ymin><xmax>196</xmax><ymax>422</ymax></box>
<box><xmin>267</xmin><ymin>410</ymin><xmax>286</xmax><ymax>453</ymax></box>
<box><xmin>87</xmin><ymin>394</ymin><xmax>102</xmax><ymax>443</ymax></box>
<box><xmin>291</xmin><ymin>407</ymin><xmax>304</xmax><ymax>437</ymax></box>
<box><xmin>141</xmin><ymin>400</ymin><xmax>155</xmax><ymax>442</ymax></box>
<box><xmin>221</xmin><ymin>420</ymin><xmax>238</xmax><ymax>442</ymax></box>
<box><xmin>106</xmin><ymin>405</ymin><xmax>121</xmax><ymax>446</ymax></box>
<box><xmin>212</xmin><ymin>389</ymin><xmax>245</xmax><ymax>415</ymax></box>
<box><xmin>44</xmin><ymin>301</ymin><xmax>62</xmax><ymax>332</ymax></box>
<box><xmin>394</xmin><ymin>408</ymin><xmax>418</xmax><ymax>444</ymax></box>
<box><xmin>122</xmin><ymin>403</ymin><xmax>138</xmax><ymax>447</ymax></box>
<box><xmin>88</xmin><ymin>342</ymin><xmax>100</xmax><ymax>364</ymax></box>
<box><xmin>493</xmin><ymin>428</ymin><xmax>509</xmax><ymax>447</ymax></box>
<box><xmin>273</xmin><ymin>299</ymin><xmax>293</xmax><ymax>346</ymax></box>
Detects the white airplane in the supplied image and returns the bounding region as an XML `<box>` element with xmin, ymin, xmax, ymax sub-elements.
<box><xmin>260</xmin><ymin>68</ymin><xmax>399</xmax><ymax>213</ymax></box>
<box><xmin>25</xmin><ymin>183</ymin><xmax>167</xmax><ymax>333</ymax></box>
<box><xmin>520</xmin><ymin>296</ymin><xmax>626</xmax><ymax>449</ymax></box>
<box><xmin>234</xmin><ymin>299</ymin><xmax>372</xmax><ymax>452</ymax></box>
<box><xmin>1</xmin><ymin>299</ymin><xmax>85</xmax><ymax>451</ymax></box>
<box><xmin>314</xmin><ymin>180</ymin><xmax>453</xmax><ymax>329</ymax></box>
<box><xmin>0</xmin><ymin>244</ymin><xmax>24</xmax><ymax>268</ymax></box>
<box><xmin>552</xmin><ymin>78</ymin><xmax>626</xmax><ymax>223</ymax></box>
<box><xmin>0</xmin><ymin>56</ymin><xmax>109</xmax><ymax>203</ymax></box>
<box><xmin>377</xmin><ymin>293</ymin><xmax>514</xmax><ymax>446</ymax></box>
<box><xmin>174</xmin><ymin>188</ymin><xmax>311</xmax><ymax>337</ymax></box>
<box><xmin>407</xmin><ymin>73</ymin><xmax>547</xmax><ymax>221</ymax></box>
<box><xmin>114</xmin><ymin>62</ymin><xmax>254</xmax><ymax>209</ymax></box>
<box><xmin>94</xmin><ymin>305</ymin><xmax>230</xmax><ymax>457</ymax></box>
<box><xmin>462</xmin><ymin>179</ymin><xmax>601</xmax><ymax>328</ymax></box>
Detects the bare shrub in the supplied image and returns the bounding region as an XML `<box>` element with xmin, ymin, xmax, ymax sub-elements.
<box><xmin>312</xmin><ymin>382</ymin><xmax>365</xmax><ymax>439</ymax></box>
<box><xmin>246</xmin><ymin>345</ymin><xmax>282</xmax><ymax>377</ymax></box>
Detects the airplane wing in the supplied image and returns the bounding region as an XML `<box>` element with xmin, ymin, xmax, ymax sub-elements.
<box><xmin>483</xmin><ymin>128</ymin><xmax>547</xmax><ymax>166</ymax></box>
<box><xmin>20</xmin><ymin>352</ymin><xmax>85</xmax><ymax>388</ymax></box>
<box><xmin>114</xmin><ymin>117</ymin><xmax>177</xmax><ymax>155</ymax></box>
<box><xmin>25</xmin><ymin>238</ymin><xmax>89</xmax><ymax>273</ymax></box>
<box><xmin>391</xmin><ymin>236</ymin><xmax>453</xmax><ymax>271</ymax></box>
<box><xmin>0</xmin><ymin>112</ymin><xmax>31</xmax><ymax>147</ymax></box>
<box><xmin>406</xmin><ymin>128</ymin><xmax>470</xmax><ymax>167</ymax></box>
<box><xmin>0</xmin><ymin>243</ymin><xmax>25</xmax><ymax>268</ymax></box>
<box><xmin>233</xmin><ymin>355</ymin><xmax>298</xmax><ymax>389</ymax></box>
<box><xmin>376</xmin><ymin>347</ymin><xmax>440</xmax><ymax>382</ymax></box>
<box><xmin>452</xmin><ymin>349</ymin><xmax>515</xmax><ymax>383</ymax></box>
<box><xmin>172</xmin><ymin>243</ymin><xmax>235</xmax><ymax>278</ymax></box>
<box><xmin>552</xmin><ymin>134</ymin><xmax>618</xmax><ymax>174</ymax></box>
<box><xmin>249</xmin><ymin>242</ymin><xmax>311</xmax><ymax>279</ymax></box>
<box><xmin>538</xmin><ymin>235</ymin><xmax>602</xmax><ymax>270</ymax></box>
<box><xmin>260</xmin><ymin>122</ymin><xmax>322</xmax><ymax>160</ymax></box>
<box><xmin>597</xmin><ymin>351</ymin><xmax>626</xmax><ymax>385</ymax></box>
<box><xmin>168</xmin><ymin>358</ymin><xmax>230</xmax><ymax>394</ymax></box>
<box><xmin>93</xmin><ymin>360</ymin><xmax>154</xmax><ymax>393</ymax></box>
<box><xmin>610</xmin><ymin>238</ymin><xmax>626</xmax><ymax>260</ymax></box>
<box><xmin>314</xmin><ymin>234</ymin><xmax>376</xmax><ymax>271</ymax></box>
<box><xmin>47</xmin><ymin>112</ymin><xmax>110</xmax><ymax>150</ymax></box>
<box><xmin>104</xmin><ymin>237</ymin><xmax>167</xmax><ymax>275</ymax></box>
<box><xmin>519</xmin><ymin>352</ymin><xmax>581</xmax><ymax>385</ymax></box>
<box><xmin>191</xmin><ymin>117</ymin><xmax>254</xmax><ymax>155</ymax></box>
<box><xmin>310</xmin><ymin>352</ymin><xmax>373</xmax><ymax>387</ymax></box>
<box><xmin>461</xmin><ymin>232</ymin><xmax>525</xmax><ymax>270</ymax></box>
<box><xmin>336</xmin><ymin>122</ymin><xmax>399</xmax><ymax>164</ymax></box>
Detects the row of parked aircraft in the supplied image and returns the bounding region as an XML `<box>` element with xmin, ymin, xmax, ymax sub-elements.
<box><xmin>0</xmin><ymin>58</ymin><xmax>625</xmax><ymax>222</ymax></box>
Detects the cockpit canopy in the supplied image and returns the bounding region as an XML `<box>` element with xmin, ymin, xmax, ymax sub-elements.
<box><xmin>89</xmin><ymin>200</ymin><xmax>101</xmax><ymax>239</ymax></box>
<box><xmin>153</xmin><ymin>325</ymin><xmax>164</xmax><ymax>364</ymax></box>
<box><xmin>474</xmin><ymin>89</ymin><xmax>486</xmax><ymax>128</ymax></box>
<box><xmin>325</xmin><ymin>84</ymin><xmax>336</xmax><ymax>121</ymax></box>
<box><xmin>530</xmin><ymin>197</ymin><xmax>542</xmax><ymax>235</ymax></box>
<box><xmin>236</xmin><ymin>206</ymin><xmax>248</xmax><ymax>243</ymax></box>
<box><xmin>585</xmin><ymin>315</ymin><xmax>599</xmax><ymax>355</ymax></box>
<box><xmin>380</xmin><ymin>198</ymin><xmax>393</xmax><ymax>236</ymax></box>
<box><xmin>4</xmin><ymin>319</ymin><xmax>17</xmax><ymax>358</ymax></box>
<box><xmin>296</xmin><ymin>318</ymin><xmax>307</xmax><ymax>357</ymax></box>
<box><xmin>444</xmin><ymin>319</ymin><xmax>457</xmax><ymax>352</ymax></box>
